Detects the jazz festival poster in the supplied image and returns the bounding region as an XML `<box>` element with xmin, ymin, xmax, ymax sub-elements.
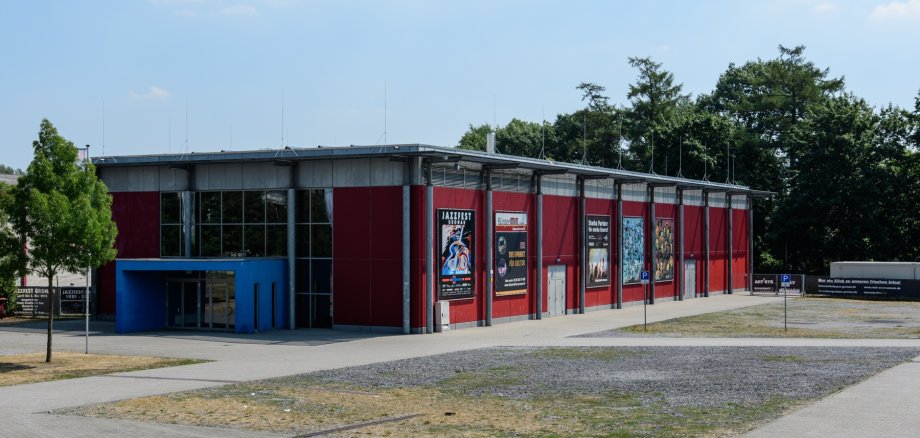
<box><xmin>622</xmin><ymin>217</ymin><xmax>644</xmax><ymax>284</ymax></box>
<box><xmin>495</xmin><ymin>212</ymin><xmax>528</xmax><ymax>296</ymax></box>
<box><xmin>586</xmin><ymin>215</ymin><xmax>610</xmax><ymax>287</ymax></box>
<box><xmin>438</xmin><ymin>209</ymin><xmax>475</xmax><ymax>300</ymax></box>
<box><xmin>655</xmin><ymin>218</ymin><xmax>675</xmax><ymax>281</ymax></box>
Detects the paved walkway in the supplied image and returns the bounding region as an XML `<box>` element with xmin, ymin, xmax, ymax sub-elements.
<box><xmin>2</xmin><ymin>294</ymin><xmax>919</xmax><ymax>437</ymax></box>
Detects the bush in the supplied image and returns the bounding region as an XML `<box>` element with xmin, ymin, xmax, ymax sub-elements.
<box><xmin>0</xmin><ymin>276</ymin><xmax>17</xmax><ymax>316</ymax></box>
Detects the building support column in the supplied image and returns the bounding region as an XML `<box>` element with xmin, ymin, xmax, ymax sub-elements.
<box><xmin>727</xmin><ymin>194</ymin><xmax>734</xmax><ymax>294</ymax></box>
<box><xmin>578</xmin><ymin>177</ymin><xmax>586</xmax><ymax>314</ymax></box>
<box><xmin>648</xmin><ymin>186</ymin><xmax>656</xmax><ymax>305</ymax></box>
<box><xmin>615</xmin><ymin>181</ymin><xmax>623</xmax><ymax>309</ymax></box>
<box><xmin>402</xmin><ymin>182</ymin><xmax>410</xmax><ymax>334</ymax></box>
<box><xmin>287</xmin><ymin>188</ymin><xmax>296</xmax><ymax>329</ymax></box>
<box><xmin>535</xmin><ymin>174</ymin><xmax>543</xmax><ymax>320</ymax></box>
<box><xmin>425</xmin><ymin>161</ymin><xmax>434</xmax><ymax>334</ymax></box>
<box><xmin>678</xmin><ymin>188</ymin><xmax>684</xmax><ymax>301</ymax></box>
<box><xmin>704</xmin><ymin>191</ymin><xmax>710</xmax><ymax>298</ymax></box>
<box><xmin>182</xmin><ymin>191</ymin><xmax>192</xmax><ymax>257</ymax></box>
<box><xmin>484</xmin><ymin>169</ymin><xmax>494</xmax><ymax>326</ymax></box>
<box><xmin>748</xmin><ymin>195</ymin><xmax>755</xmax><ymax>293</ymax></box>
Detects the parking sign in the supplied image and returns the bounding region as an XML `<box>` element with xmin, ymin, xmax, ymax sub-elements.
<box><xmin>640</xmin><ymin>271</ymin><xmax>650</xmax><ymax>284</ymax></box>
<box><xmin>781</xmin><ymin>274</ymin><xmax>791</xmax><ymax>288</ymax></box>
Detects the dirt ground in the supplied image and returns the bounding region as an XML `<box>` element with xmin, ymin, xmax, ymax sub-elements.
<box><xmin>0</xmin><ymin>352</ymin><xmax>204</xmax><ymax>386</ymax></box>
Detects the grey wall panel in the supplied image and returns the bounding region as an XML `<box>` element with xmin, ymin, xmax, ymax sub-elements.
<box><xmin>370</xmin><ymin>158</ymin><xmax>404</xmax><ymax>186</ymax></box>
<box><xmin>708</xmin><ymin>192</ymin><xmax>727</xmax><ymax>208</ymax></box>
<box><xmin>732</xmin><ymin>195</ymin><xmax>749</xmax><ymax>209</ymax></box>
<box><xmin>241</xmin><ymin>163</ymin><xmax>262</xmax><ymax>189</ymax></box>
<box><xmin>332</xmin><ymin>159</ymin><xmax>371</xmax><ymax>187</ymax></box>
<box><xmin>100</xmin><ymin>167</ymin><xmax>126</xmax><ymax>192</ymax></box>
<box><xmin>157</xmin><ymin>167</ymin><xmax>188</xmax><ymax>191</ymax></box>
<box><xmin>683</xmin><ymin>190</ymin><xmax>704</xmax><ymax>206</ymax></box>
<box><xmin>621</xmin><ymin>183</ymin><xmax>647</xmax><ymax>202</ymax></box>
<box><xmin>543</xmin><ymin>175</ymin><xmax>577</xmax><ymax>197</ymax></box>
<box><xmin>655</xmin><ymin>186</ymin><xmax>678</xmax><ymax>204</ymax></box>
<box><xmin>585</xmin><ymin>179</ymin><xmax>616</xmax><ymax>200</ymax></box>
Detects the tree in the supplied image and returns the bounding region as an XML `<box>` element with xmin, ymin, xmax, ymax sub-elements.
<box><xmin>8</xmin><ymin>120</ymin><xmax>117</xmax><ymax>362</ymax></box>
<box><xmin>457</xmin><ymin>123</ymin><xmax>494</xmax><ymax>151</ymax></box>
<box><xmin>0</xmin><ymin>183</ymin><xmax>21</xmax><ymax>315</ymax></box>
<box><xmin>623</xmin><ymin>57</ymin><xmax>690</xmax><ymax>173</ymax></box>
<box><xmin>0</xmin><ymin>164</ymin><xmax>23</xmax><ymax>175</ymax></box>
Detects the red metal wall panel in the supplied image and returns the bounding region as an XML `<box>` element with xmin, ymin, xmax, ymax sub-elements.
<box><xmin>97</xmin><ymin>191</ymin><xmax>160</xmax><ymax>316</ymax></box>
<box><xmin>585</xmin><ymin>197</ymin><xmax>616</xmax><ymax>308</ymax></box>
<box><xmin>653</xmin><ymin>203</ymin><xmax>677</xmax><ymax>300</ymax></box>
<box><xmin>542</xmin><ymin>195</ymin><xmax>579</xmax><ymax>312</ymax></box>
<box><xmin>709</xmin><ymin>207</ymin><xmax>728</xmax><ymax>293</ymax></box>
<box><xmin>332</xmin><ymin>186</ymin><xmax>404</xmax><ymax>328</ymax></box>
<box><xmin>732</xmin><ymin>208</ymin><xmax>750</xmax><ymax>290</ymax></box>
<box><xmin>621</xmin><ymin>200</ymin><xmax>648</xmax><ymax>304</ymax></box>
<box><xmin>682</xmin><ymin>205</ymin><xmax>705</xmax><ymax>297</ymax></box>
<box><xmin>410</xmin><ymin>186</ymin><xmax>427</xmax><ymax>330</ymax></box>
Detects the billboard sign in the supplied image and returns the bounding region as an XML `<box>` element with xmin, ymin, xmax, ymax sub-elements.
<box><xmin>495</xmin><ymin>212</ymin><xmax>528</xmax><ymax>296</ymax></box>
<box><xmin>622</xmin><ymin>217</ymin><xmax>644</xmax><ymax>284</ymax></box>
<box><xmin>438</xmin><ymin>209</ymin><xmax>475</xmax><ymax>300</ymax></box>
<box><xmin>654</xmin><ymin>218</ymin><xmax>674</xmax><ymax>281</ymax></box>
<box><xmin>586</xmin><ymin>215</ymin><xmax>610</xmax><ymax>288</ymax></box>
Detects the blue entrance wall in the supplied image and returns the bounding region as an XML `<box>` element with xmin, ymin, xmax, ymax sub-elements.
<box><xmin>115</xmin><ymin>258</ymin><xmax>288</xmax><ymax>334</ymax></box>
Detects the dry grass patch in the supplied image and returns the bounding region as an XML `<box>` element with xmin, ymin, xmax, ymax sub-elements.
<box><xmin>620</xmin><ymin>297</ymin><xmax>920</xmax><ymax>338</ymax></box>
<box><xmin>0</xmin><ymin>352</ymin><xmax>205</xmax><ymax>386</ymax></box>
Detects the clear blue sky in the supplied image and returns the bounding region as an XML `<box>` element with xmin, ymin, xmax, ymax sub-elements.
<box><xmin>2</xmin><ymin>0</ymin><xmax>918</xmax><ymax>170</ymax></box>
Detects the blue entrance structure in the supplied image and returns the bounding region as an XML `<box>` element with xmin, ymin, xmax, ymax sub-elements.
<box><xmin>116</xmin><ymin>258</ymin><xmax>288</xmax><ymax>334</ymax></box>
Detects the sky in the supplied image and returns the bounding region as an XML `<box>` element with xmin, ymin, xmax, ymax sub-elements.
<box><xmin>2</xmin><ymin>0</ymin><xmax>919</xmax><ymax>170</ymax></box>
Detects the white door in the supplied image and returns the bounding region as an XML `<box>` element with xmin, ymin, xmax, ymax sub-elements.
<box><xmin>684</xmin><ymin>260</ymin><xmax>696</xmax><ymax>299</ymax></box>
<box><xmin>547</xmin><ymin>265</ymin><xmax>566</xmax><ymax>316</ymax></box>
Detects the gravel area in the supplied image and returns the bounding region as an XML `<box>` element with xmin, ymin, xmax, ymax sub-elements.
<box><xmin>294</xmin><ymin>346</ymin><xmax>918</xmax><ymax>407</ymax></box>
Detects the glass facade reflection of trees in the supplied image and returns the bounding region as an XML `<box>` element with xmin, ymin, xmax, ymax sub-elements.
<box><xmin>159</xmin><ymin>191</ymin><xmax>289</xmax><ymax>258</ymax></box>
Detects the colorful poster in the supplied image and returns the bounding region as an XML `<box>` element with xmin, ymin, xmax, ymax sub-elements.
<box><xmin>586</xmin><ymin>215</ymin><xmax>610</xmax><ymax>287</ymax></box>
<box><xmin>438</xmin><ymin>209</ymin><xmax>475</xmax><ymax>300</ymax></box>
<box><xmin>655</xmin><ymin>218</ymin><xmax>674</xmax><ymax>281</ymax></box>
<box><xmin>495</xmin><ymin>212</ymin><xmax>528</xmax><ymax>296</ymax></box>
<box><xmin>622</xmin><ymin>217</ymin><xmax>644</xmax><ymax>285</ymax></box>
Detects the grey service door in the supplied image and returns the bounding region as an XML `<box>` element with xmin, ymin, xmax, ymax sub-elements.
<box><xmin>684</xmin><ymin>260</ymin><xmax>696</xmax><ymax>299</ymax></box>
<box><xmin>547</xmin><ymin>265</ymin><xmax>566</xmax><ymax>316</ymax></box>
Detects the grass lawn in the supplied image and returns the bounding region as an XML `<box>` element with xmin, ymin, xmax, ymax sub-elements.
<box><xmin>0</xmin><ymin>352</ymin><xmax>206</xmax><ymax>386</ymax></box>
<box><xmin>618</xmin><ymin>297</ymin><xmax>920</xmax><ymax>338</ymax></box>
<box><xmin>64</xmin><ymin>346</ymin><xmax>917</xmax><ymax>437</ymax></box>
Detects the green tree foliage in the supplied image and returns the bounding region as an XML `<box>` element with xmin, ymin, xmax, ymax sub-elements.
<box><xmin>454</xmin><ymin>49</ymin><xmax>920</xmax><ymax>274</ymax></box>
<box><xmin>0</xmin><ymin>164</ymin><xmax>23</xmax><ymax>175</ymax></box>
<box><xmin>0</xmin><ymin>183</ymin><xmax>21</xmax><ymax>315</ymax></box>
<box><xmin>7</xmin><ymin>120</ymin><xmax>118</xmax><ymax>362</ymax></box>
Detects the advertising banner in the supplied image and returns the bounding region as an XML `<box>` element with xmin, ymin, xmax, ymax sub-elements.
<box><xmin>752</xmin><ymin>274</ymin><xmax>778</xmax><ymax>293</ymax></box>
<box><xmin>586</xmin><ymin>215</ymin><xmax>611</xmax><ymax>287</ymax></box>
<box><xmin>622</xmin><ymin>217</ymin><xmax>644</xmax><ymax>285</ymax></box>
<box><xmin>495</xmin><ymin>212</ymin><xmax>528</xmax><ymax>296</ymax></box>
<box><xmin>815</xmin><ymin>277</ymin><xmax>920</xmax><ymax>298</ymax></box>
<box><xmin>438</xmin><ymin>209</ymin><xmax>475</xmax><ymax>300</ymax></box>
<box><xmin>654</xmin><ymin>218</ymin><xmax>674</xmax><ymax>281</ymax></box>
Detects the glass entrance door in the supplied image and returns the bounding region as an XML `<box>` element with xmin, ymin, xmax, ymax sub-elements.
<box><xmin>166</xmin><ymin>279</ymin><xmax>201</xmax><ymax>328</ymax></box>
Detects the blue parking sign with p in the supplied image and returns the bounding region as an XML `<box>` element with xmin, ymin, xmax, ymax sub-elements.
<box><xmin>781</xmin><ymin>274</ymin><xmax>791</xmax><ymax>287</ymax></box>
<box><xmin>640</xmin><ymin>271</ymin><xmax>650</xmax><ymax>283</ymax></box>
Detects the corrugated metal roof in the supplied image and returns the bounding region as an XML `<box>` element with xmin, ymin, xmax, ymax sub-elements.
<box><xmin>92</xmin><ymin>144</ymin><xmax>774</xmax><ymax>196</ymax></box>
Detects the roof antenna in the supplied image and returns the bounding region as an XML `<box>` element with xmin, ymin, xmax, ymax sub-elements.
<box><xmin>168</xmin><ymin>114</ymin><xmax>171</xmax><ymax>153</ymax></box>
<box><xmin>617</xmin><ymin>115</ymin><xmax>624</xmax><ymax>170</ymax></box>
<box><xmin>281</xmin><ymin>89</ymin><xmax>285</xmax><ymax>148</ymax></box>
<box><xmin>539</xmin><ymin>105</ymin><xmax>546</xmax><ymax>160</ymax></box>
<box><xmin>384</xmin><ymin>81</ymin><xmax>388</xmax><ymax>144</ymax></box>
<box><xmin>581</xmin><ymin>113</ymin><xmax>588</xmax><ymax>165</ymax></box>
<box><xmin>677</xmin><ymin>134</ymin><xmax>684</xmax><ymax>178</ymax></box>
<box><xmin>184</xmin><ymin>97</ymin><xmax>189</xmax><ymax>153</ymax></box>
<box><xmin>725</xmin><ymin>140</ymin><xmax>730</xmax><ymax>184</ymax></box>
<box><xmin>648</xmin><ymin>131</ymin><xmax>656</xmax><ymax>174</ymax></box>
<box><xmin>703</xmin><ymin>141</ymin><xmax>709</xmax><ymax>181</ymax></box>
<box><xmin>102</xmin><ymin>100</ymin><xmax>106</xmax><ymax>156</ymax></box>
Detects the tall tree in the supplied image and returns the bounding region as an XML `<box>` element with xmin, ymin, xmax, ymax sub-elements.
<box><xmin>623</xmin><ymin>57</ymin><xmax>690</xmax><ymax>173</ymax></box>
<box><xmin>0</xmin><ymin>183</ymin><xmax>22</xmax><ymax>315</ymax></box>
<box><xmin>8</xmin><ymin>120</ymin><xmax>117</xmax><ymax>362</ymax></box>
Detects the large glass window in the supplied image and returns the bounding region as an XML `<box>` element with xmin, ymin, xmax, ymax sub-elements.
<box><xmin>160</xmin><ymin>193</ymin><xmax>184</xmax><ymax>257</ymax></box>
<box><xmin>161</xmin><ymin>190</ymin><xmax>290</xmax><ymax>258</ymax></box>
<box><xmin>295</xmin><ymin>188</ymin><xmax>333</xmax><ymax>328</ymax></box>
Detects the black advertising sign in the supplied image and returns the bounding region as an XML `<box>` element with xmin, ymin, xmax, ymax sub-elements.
<box><xmin>438</xmin><ymin>209</ymin><xmax>475</xmax><ymax>300</ymax></box>
<box><xmin>586</xmin><ymin>215</ymin><xmax>611</xmax><ymax>288</ymax></box>
<box><xmin>752</xmin><ymin>274</ymin><xmax>778</xmax><ymax>293</ymax></box>
<box><xmin>815</xmin><ymin>277</ymin><xmax>920</xmax><ymax>299</ymax></box>
<box><xmin>495</xmin><ymin>212</ymin><xmax>528</xmax><ymax>296</ymax></box>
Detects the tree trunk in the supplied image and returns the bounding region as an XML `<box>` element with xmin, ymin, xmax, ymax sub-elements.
<box><xmin>46</xmin><ymin>274</ymin><xmax>54</xmax><ymax>363</ymax></box>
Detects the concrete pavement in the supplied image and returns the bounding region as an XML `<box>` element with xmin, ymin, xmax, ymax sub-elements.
<box><xmin>2</xmin><ymin>294</ymin><xmax>919</xmax><ymax>437</ymax></box>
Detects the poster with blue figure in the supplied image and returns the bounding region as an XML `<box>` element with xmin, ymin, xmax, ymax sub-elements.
<box><xmin>438</xmin><ymin>209</ymin><xmax>475</xmax><ymax>300</ymax></box>
<box><xmin>622</xmin><ymin>217</ymin><xmax>644</xmax><ymax>285</ymax></box>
